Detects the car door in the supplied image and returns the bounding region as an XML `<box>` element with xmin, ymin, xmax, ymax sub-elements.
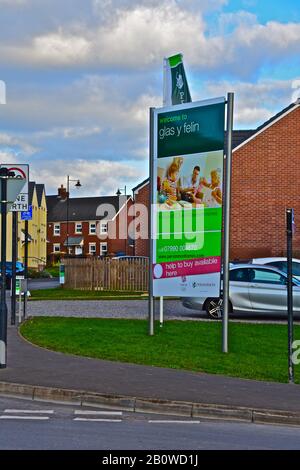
<box><xmin>248</xmin><ymin>268</ymin><xmax>287</xmax><ymax>312</ymax></box>
<box><xmin>229</xmin><ymin>267</ymin><xmax>251</xmax><ymax>311</ymax></box>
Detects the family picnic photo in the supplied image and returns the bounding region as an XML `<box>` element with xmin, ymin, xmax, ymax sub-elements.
<box><xmin>157</xmin><ymin>152</ymin><xmax>223</xmax><ymax>211</ymax></box>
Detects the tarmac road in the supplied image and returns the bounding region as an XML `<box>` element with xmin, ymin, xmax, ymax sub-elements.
<box><xmin>1</xmin><ymin>396</ymin><xmax>300</xmax><ymax>450</ymax></box>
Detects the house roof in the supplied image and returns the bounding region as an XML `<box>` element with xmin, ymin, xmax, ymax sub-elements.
<box><xmin>28</xmin><ymin>181</ymin><xmax>35</xmax><ymax>205</ymax></box>
<box><xmin>132</xmin><ymin>178</ymin><xmax>149</xmax><ymax>193</ymax></box>
<box><xmin>46</xmin><ymin>195</ymin><xmax>130</xmax><ymax>223</ymax></box>
<box><xmin>35</xmin><ymin>184</ymin><xmax>45</xmax><ymax>207</ymax></box>
<box><xmin>233</xmin><ymin>101</ymin><xmax>300</xmax><ymax>152</ymax></box>
<box><xmin>64</xmin><ymin>236</ymin><xmax>84</xmax><ymax>247</ymax></box>
<box><xmin>256</xmin><ymin>102</ymin><xmax>297</xmax><ymax>132</ymax></box>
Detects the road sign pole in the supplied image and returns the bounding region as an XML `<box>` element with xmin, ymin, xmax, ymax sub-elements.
<box><xmin>148</xmin><ymin>107</ymin><xmax>155</xmax><ymax>336</ymax></box>
<box><xmin>0</xmin><ymin>170</ymin><xmax>8</xmax><ymax>368</ymax></box>
<box><xmin>286</xmin><ymin>208</ymin><xmax>294</xmax><ymax>384</ymax></box>
<box><xmin>11</xmin><ymin>211</ymin><xmax>17</xmax><ymax>325</ymax></box>
<box><xmin>222</xmin><ymin>92</ymin><xmax>234</xmax><ymax>353</ymax></box>
<box><xmin>23</xmin><ymin>219</ymin><xmax>29</xmax><ymax>320</ymax></box>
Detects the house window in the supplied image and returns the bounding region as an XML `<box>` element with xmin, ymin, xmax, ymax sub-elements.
<box><xmin>89</xmin><ymin>222</ymin><xmax>96</xmax><ymax>234</ymax></box>
<box><xmin>54</xmin><ymin>224</ymin><xmax>60</xmax><ymax>236</ymax></box>
<box><xmin>100</xmin><ymin>221</ymin><xmax>108</xmax><ymax>234</ymax></box>
<box><xmin>89</xmin><ymin>243</ymin><xmax>97</xmax><ymax>255</ymax></box>
<box><xmin>75</xmin><ymin>223</ymin><xmax>82</xmax><ymax>234</ymax></box>
<box><xmin>100</xmin><ymin>242</ymin><xmax>108</xmax><ymax>256</ymax></box>
<box><xmin>53</xmin><ymin>243</ymin><xmax>60</xmax><ymax>253</ymax></box>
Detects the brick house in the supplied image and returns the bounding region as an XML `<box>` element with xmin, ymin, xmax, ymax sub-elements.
<box><xmin>132</xmin><ymin>100</ymin><xmax>300</xmax><ymax>260</ymax></box>
<box><xmin>47</xmin><ymin>186</ymin><xmax>134</xmax><ymax>263</ymax></box>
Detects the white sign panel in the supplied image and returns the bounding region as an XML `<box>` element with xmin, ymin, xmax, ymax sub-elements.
<box><xmin>0</xmin><ymin>164</ymin><xmax>29</xmax><ymax>211</ymax></box>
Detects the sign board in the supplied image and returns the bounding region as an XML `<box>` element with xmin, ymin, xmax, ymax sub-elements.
<box><xmin>59</xmin><ymin>264</ymin><xmax>65</xmax><ymax>284</ymax></box>
<box><xmin>152</xmin><ymin>98</ymin><xmax>225</xmax><ymax>297</ymax></box>
<box><xmin>0</xmin><ymin>164</ymin><xmax>29</xmax><ymax>211</ymax></box>
<box><xmin>21</xmin><ymin>205</ymin><xmax>32</xmax><ymax>221</ymax></box>
<box><xmin>0</xmin><ymin>176</ymin><xmax>26</xmax><ymax>212</ymax></box>
<box><xmin>15</xmin><ymin>279</ymin><xmax>21</xmax><ymax>296</ymax></box>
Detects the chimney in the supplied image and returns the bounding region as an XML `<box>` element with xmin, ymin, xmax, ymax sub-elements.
<box><xmin>57</xmin><ymin>184</ymin><xmax>69</xmax><ymax>200</ymax></box>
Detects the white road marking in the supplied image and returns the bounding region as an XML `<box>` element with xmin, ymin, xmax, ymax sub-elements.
<box><xmin>148</xmin><ymin>420</ymin><xmax>201</xmax><ymax>424</ymax></box>
<box><xmin>73</xmin><ymin>418</ymin><xmax>122</xmax><ymax>423</ymax></box>
<box><xmin>0</xmin><ymin>416</ymin><xmax>50</xmax><ymax>420</ymax></box>
<box><xmin>74</xmin><ymin>410</ymin><xmax>122</xmax><ymax>416</ymax></box>
<box><xmin>4</xmin><ymin>409</ymin><xmax>54</xmax><ymax>414</ymax></box>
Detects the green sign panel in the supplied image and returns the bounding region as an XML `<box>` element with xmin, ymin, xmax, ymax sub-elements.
<box><xmin>157</xmin><ymin>102</ymin><xmax>225</xmax><ymax>158</ymax></box>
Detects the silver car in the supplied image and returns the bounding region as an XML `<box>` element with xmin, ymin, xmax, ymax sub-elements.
<box><xmin>182</xmin><ymin>264</ymin><xmax>300</xmax><ymax>319</ymax></box>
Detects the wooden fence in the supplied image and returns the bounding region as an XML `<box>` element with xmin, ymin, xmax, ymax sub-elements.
<box><xmin>63</xmin><ymin>257</ymin><xmax>149</xmax><ymax>291</ymax></box>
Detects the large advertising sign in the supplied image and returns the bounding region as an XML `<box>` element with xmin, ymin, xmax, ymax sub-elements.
<box><xmin>152</xmin><ymin>98</ymin><xmax>225</xmax><ymax>297</ymax></box>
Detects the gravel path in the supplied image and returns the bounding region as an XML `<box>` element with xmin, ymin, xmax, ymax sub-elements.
<box><xmin>6</xmin><ymin>298</ymin><xmax>300</xmax><ymax>324</ymax></box>
<box><xmin>24</xmin><ymin>299</ymin><xmax>200</xmax><ymax>320</ymax></box>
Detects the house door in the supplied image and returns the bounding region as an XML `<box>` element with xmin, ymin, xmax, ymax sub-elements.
<box><xmin>75</xmin><ymin>246</ymin><xmax>83</xmax><ymax>256</ymax></box>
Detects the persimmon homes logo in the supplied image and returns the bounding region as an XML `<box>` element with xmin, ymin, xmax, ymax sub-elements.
<box><xmin>0</xmin><ymin>80</ymin><xmax>6</xmax><ymax>104</ymax></box>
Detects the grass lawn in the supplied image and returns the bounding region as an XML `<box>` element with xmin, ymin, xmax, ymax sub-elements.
<box><xmin>29</xmin><ymin>288</ymin><xmax>147</xmax><ymax>301</ymax></box>
<box><xmin>20</xmin><ymin>317</ymin><xmax>300</xmax><ymax>384</ymax></box>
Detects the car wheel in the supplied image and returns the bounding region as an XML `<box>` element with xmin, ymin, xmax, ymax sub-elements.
<box><xmin>205</xmin><ymin>298</ymin><xmax>224</xmax><ymax>319</ymax></box>
<box><xmin>205</xmin><ymin>298</ymin><xmax>233</xmax><ymax>319</ymax></box>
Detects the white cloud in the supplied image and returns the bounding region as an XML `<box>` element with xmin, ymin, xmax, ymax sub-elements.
<box><xmin>0</xmin><ymin>0</ymin><xmax>27</xmax><ymax>4</ymax></box>
<box><xmin>35</xmin><ymin>126</ymin><xmax>102</xmax><ymax>140</ymax></box>
<box><xmin>1</xmin><ymin>4</ymin><xmax>299</xmax><ymax>80</ymax></box>
<box><xmin>0</xmin><ymin>132</ymin><xmax>38</xmax><ymax>155</ymax></box>
<box><xmin>30</xmin><ymin>158</ymin><xmax>142</xmax><ymax>196</ymax></box>
<box><xmin>203</xmin><ymin>79</ymin><xmax>295</xmax><ymax>126</ymax></box>
<box><xmin>32</xmin><ymin>32</ymin><xmax>91</xmax><ymax>66</ymax></box>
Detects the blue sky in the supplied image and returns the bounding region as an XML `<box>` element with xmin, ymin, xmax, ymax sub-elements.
<box><xmin>0</xmin><ymin>0</ymin><xmax>300</xmax><ymax>196</ymax></box>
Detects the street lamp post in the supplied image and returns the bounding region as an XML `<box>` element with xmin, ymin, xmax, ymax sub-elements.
<box><xmin>66</xmin><ymin>176</ymin><xmax>81</xmax><ymax>255</ymax></box>
<box><xmin>116</xmin><ymin>186</ymin><xmax>127</xmax><ymax>256</ymax></box>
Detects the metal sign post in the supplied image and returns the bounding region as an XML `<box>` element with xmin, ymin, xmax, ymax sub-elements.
<box><xmin>0</xmin><ymin>169</ymin><xmax>8</xmax><ymax>368</ymax></box>
<box><xmin>23</xmin><ymin>220</ymin><xmax>29</xmax><ymax>320</ymax></box>
<box><xmin>149</xmin><ymin>107</ymin><xmax>155</xmax><ymax>336</ymax></box>
<box><xmin>21</xmin><ymin>207</ymin><xmax>32</xmax><ymax>320</ymax></box>
<box><xmin>159</xmin><ymin>296</ymin><xmax>164</xmax><ymax>327</ymax></box>
<box><xmin>10</xmin><ymin>212</ymin><xmax>18</xmax><ymax>325</ymax></box>
<box><xmin>222</xmin><ymin>92</ymin><xmax>234</xmax><ymax>354</ymax></box>
<box><xmin>0</xmin><ymin>168</ymin><xmax>25</xmax><ymax>367</ymax></box>
<box><xmin>286</xmin><ymin>208</ymin><xmax>294</xmax><ymax>384</ymax></box>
